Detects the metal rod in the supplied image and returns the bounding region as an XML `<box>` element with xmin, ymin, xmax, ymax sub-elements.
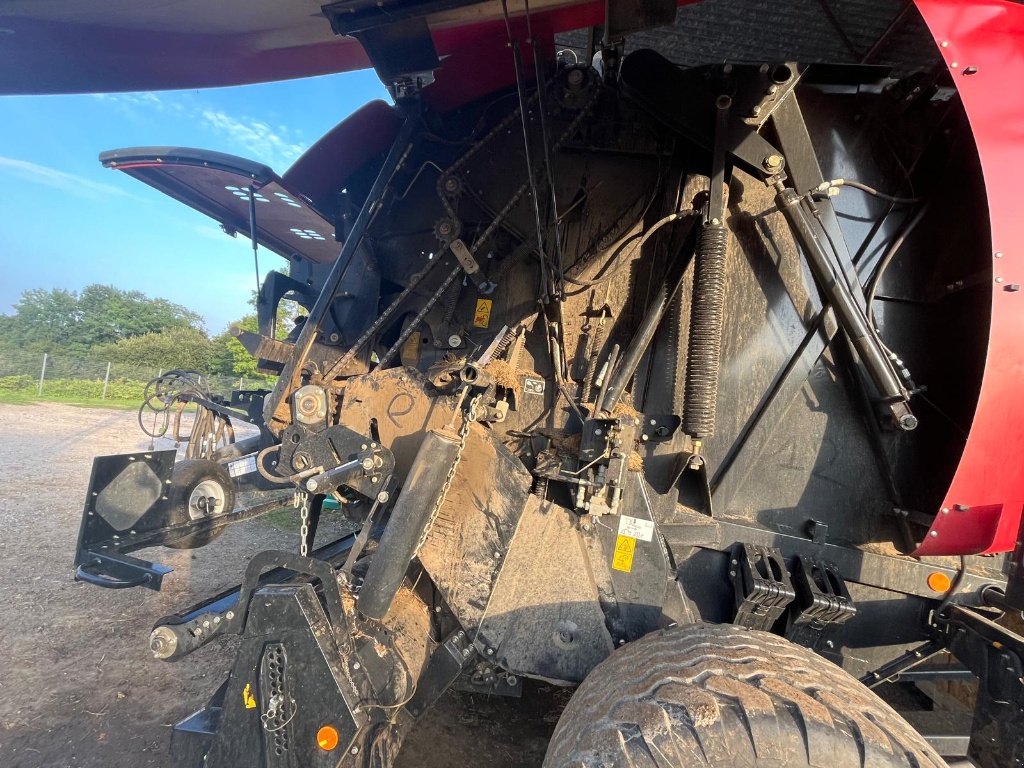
<box><xmin>102</xmin><ymin>361</ymin><xmax>111</xmax><ymax>400</ymax></box>
<box><xmin>37</xmin><ymin>352</ymin><xmax>47</xmax><ymax>396</ymax></box>
<box><xmin>262</xmin><ymin>116</ymin><xmax>418</xmax><ymax>430</ymax></box>
<box><xmin>594</xmin><ymin>343</ymin><xmax>620</xmax><ymax>413</ymax></box>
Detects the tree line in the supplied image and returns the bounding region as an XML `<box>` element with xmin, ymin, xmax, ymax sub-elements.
<box><xmin>0</xmin><ymin>284</ymin><xmax>277</xmax><ymax>377</ymax></box>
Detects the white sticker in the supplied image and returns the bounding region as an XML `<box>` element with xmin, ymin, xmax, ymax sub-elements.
<box><xmin>523</xmin><ymin>377</ymin><xmax>546</xmax><ymax>395</ymax></box>
<box><xmin>618</xmin><ymin>515</ymin><xmax>655</xmax><ymax>542</ymax></box>
<box><xmin>228</xmin><ymin>454</ymin><xmax>257</xmax><ymax>478</ymax></box>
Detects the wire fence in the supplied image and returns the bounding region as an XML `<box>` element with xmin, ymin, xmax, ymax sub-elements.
<box><xmin>0</xmin><ymin>348</ymin><xmax>272</xmax><ymax>403</ymax></box>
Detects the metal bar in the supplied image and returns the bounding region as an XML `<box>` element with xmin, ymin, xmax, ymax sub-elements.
<box><xmin>661</xmin><ymin>512</ymin><xmax>1006</xmax><ymax>601</ymax></box>
<box><xmin>102</xmin><ymin>361</ymin><xmax>111</xmax><ymax>400</ymax></box>
<box><xmin>262</xmin><ymin>116</ymin><xmax>418</xmax><ymax>431</ymax></box>
<box><xmin>174</xmin><ymin>533</ymin><xmax>358</xmax><ymax>624</ymax></box>
<box><xmin>37</xmin><ymin>352</ymin><xmax>47</xmax><ymax>396</ymax></box>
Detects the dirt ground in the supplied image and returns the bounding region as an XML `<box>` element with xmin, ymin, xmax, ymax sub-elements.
<box><xmin>0</xmin><ymin>402</ymin><xmax>560</xmax><ymax>768</ymax></box>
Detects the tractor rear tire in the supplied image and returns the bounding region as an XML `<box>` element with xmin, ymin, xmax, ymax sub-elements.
<box><xmin>543</xmin><ymin>622</ymin><xmax>945</xmax><ymax>768</ymax></box>
<box><xmin>164</xmin><ymin>459</ymin><xmax>234</xmax><ymax>549</ymax></box>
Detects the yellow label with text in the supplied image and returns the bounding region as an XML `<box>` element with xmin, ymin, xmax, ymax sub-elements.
<box><xmin>473</xmin><ymin>298</ymin><xmax>493</xmax><ymax>328</ymax></box>
<box><xmin>242</xmin><ymin>683</ymin><xmax>257</xmax><ymax>709</ymax></box>
<box><xmin>612</xmin><ymin>534</ymin><xmax>637</xmax><ymax>573</ymax></box>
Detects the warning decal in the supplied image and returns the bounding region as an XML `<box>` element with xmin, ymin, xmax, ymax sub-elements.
<box><xmin>473</xmin><ymin>298</ymin><xmax>493</xmax><ymax>328</ymax></box>
<box><xmin>612</xmin><ymin>534</ymin><xmax>637</xmax><ymax>573</ymax></box>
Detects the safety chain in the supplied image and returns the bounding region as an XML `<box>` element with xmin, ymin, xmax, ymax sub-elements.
<box><xmin>294</xmin><ymin>490</ymin><xmax>311</xmax><ymax>557</ymax></box>
<box><xmin>413</xmin><ymin>393</ymin><xmax>482</xmax><ymax>555</ymax></box>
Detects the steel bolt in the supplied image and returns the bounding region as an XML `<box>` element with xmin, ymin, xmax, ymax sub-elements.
<box><xmin>361</xmin><ymin>457</ymin><xmax>375</xmax><ymax>471</ymax></box>
<box><xmin>930</xmin><ymin>531</ymin><xmax>938</xmax><ymax>538</ymax></box>
<box><xmin>352</xmin><ymin>661</ymin><xmax>361</xmax><ymax>670</ymax></box>
<box><xmin>306</xmin><ymin>479</ymin><xmax>319</xmax><ymax>492</ymax></box>
<box><xmin>377</xmin><ymin>491</ymin><xmax>390</xmax><ymax>504</ymax></box>
<box><xmin>226</xmin><ymin>611</ymin><xmax>235</xmax><ymax>620</ymax></box>
<box><xmin>448</xmin><ymin>334</ymin><xmax>462</xmax><ymax>347</ymax></box>
<box><xmin>763</xmin><ymin>154</ymin><xmax>783</xmax><ymax>171</ymax></box>
<box><xmin>899</xmin><ymin>414</ymin><xmax>918</xmax><ymax>431</ymax></box>
<box><xmin>996</xmin><ymin>276</ymin><xmax>1004</xmax><ymax>283</ymax></box>
<box><xmin>351</xmin><ymin>746</ymin><xmax>359</xmax><ymax>755</ymax></box>
<box><xmin>150</xmin><ymin>627</ymin><xmax>178</xmax><ymax>660</ymax></box>
<box><xmin>486</xmin><ymin>648</ymin><xmax>494</xmax><ymax>656</ymax></box>
<box><xmin>444</xmin><ymin>177</ymin><xmax>460</xmax><ymax>193</ymax></box>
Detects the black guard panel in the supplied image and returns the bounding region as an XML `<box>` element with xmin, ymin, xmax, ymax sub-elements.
<box><xmin>100</xmin><ymin>147</ymin><xmax>340</xmax><ymax>264</ymax></box>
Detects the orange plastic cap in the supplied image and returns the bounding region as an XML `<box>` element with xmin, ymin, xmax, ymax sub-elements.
<box><xmin>927</xmin><ymin>571</ymin><xmax>952</xmax><ymax>593</ymax></box>
<box><xmin>317</xmin><ymin>725</ymin><xmax>340</xmax><ymax>751</ymax></box>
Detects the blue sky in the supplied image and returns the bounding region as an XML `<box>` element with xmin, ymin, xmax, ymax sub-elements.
<box><xmin>0</xmin><ymin>70</ymin><xmax>389</xmax><ymax>333</ymax></box>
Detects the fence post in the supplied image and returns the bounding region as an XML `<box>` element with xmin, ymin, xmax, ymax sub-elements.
<box><xmin>239</xmin><ymin>376</ymin><xmax>244</xmax><ymax>390</ymax></box>
<box><xmin>102</xmin><ymin>362</ymin><xmax>112</xmax><ymax>400</ymax></box>
<box><xmin>37</xmin><ymin>353</ymin><xmax>47</xmax><ymax>396</ymax></box>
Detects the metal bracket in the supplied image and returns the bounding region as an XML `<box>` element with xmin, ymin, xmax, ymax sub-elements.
<box><xmin>786</xmin><ymin>556</ymin><xmax>856</xmax><ymax>648</ymax></box>
<box><xmin>730</xmin><ymin>543</ymin><xmax>796</xmax><ymax>631</ymax></box>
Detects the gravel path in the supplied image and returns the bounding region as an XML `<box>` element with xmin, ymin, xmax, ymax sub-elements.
<box><xmin>0</xmin><ymin>403</ymin><xmax>556</xmax><ymax>768</ymax></box>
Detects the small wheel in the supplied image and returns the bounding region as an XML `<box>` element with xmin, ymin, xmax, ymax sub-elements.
<box><xmin>164</xmin><ymin>459</ymin><xmax>235</xmax><ymax>549</ymax></box>
<box><xmin>544</xmin><ymin>623</ymin><xmax>945</xmax><ymax>768</ymax></box>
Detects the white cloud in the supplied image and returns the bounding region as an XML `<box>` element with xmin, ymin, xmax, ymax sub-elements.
<box><xmin>93</xmin><ymin>91</ymin><xmax>308</xmax><ymax>170</ymax></box>
<box><xmin>200</xmin><ymin>109</ymin><xmax>306</xmax><ymax>168</ymax></box>
<box><xmin>0</xmin><ymin>156</ymin><xmax>130</xmax><ymax>198</ymax></box>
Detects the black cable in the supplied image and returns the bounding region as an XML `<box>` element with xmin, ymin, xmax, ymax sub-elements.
<box><xmin>865</xmin><ymin>204</ymin><xmax>929</xmax><ymax>324</ymax></box>
<box><xmin>565</xmin><ymin>211</ymin><xmax>696</xmax><ymax>288</ymax></box>
<box><xmin>837</xmin><ymin>179</ymin><xmax>921</xmax><ymax>205</ymax></box>
<box><xmin>934</xmin><ymin>555</ymin><xmax>968</xmax><ymax>616</ymax></box>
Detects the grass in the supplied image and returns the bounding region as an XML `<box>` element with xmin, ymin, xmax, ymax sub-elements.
<box><xmin>0</xmin><ymin>390</ymin><xmax>140</xmax><ymax>410</ymax></box>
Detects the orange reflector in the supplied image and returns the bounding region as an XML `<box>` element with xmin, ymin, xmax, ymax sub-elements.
<box><xmin>927</xmin><ymin>571</ymin><xmax>952</xmax><ymax>593</ymax></box>
<box><xmin>317</xmin><ymin>725</ymin><xmax>340</xmax><ymax>751</ymax></box>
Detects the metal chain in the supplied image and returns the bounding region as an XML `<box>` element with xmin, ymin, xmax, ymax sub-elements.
<box><xmin>413</xmin><ymin>393</ymin><xmax>482</xmax><ymax>555</ymax></box>
<box><xmin>294</xmin><ymin>490</ymin><xmax>311</xmax><ymax>557</ymax></box>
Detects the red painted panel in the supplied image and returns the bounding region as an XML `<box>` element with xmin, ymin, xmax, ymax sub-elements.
<box><xmin>913</xmin><ymin>0</ymin><xmax>1024</xmax><ymax>555</ymax></box>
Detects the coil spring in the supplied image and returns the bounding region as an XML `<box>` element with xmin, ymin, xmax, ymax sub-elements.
<box><xmin>683</xmin><ymin>222</ymin><xmax>728</xmax><ymax>441</ymax></box>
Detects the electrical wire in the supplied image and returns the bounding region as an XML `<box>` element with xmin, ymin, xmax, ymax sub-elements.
<box><xmin>865</xmin><ymin>204</ymin><xmax>929</xmax><ymax>324</ymax></box>
<box><xmin>934</xmin><ymin>555</ymin><xmax>968</xmax><ymax>616</ymax></box>
<box><xmin>565</xmin><ymin>211</ymin><xmax>697</xmax><ymax>288</ymax></box>
<box><xmin>816</xmin><ymin>178</ymin><xmax>921</xmax><ymax>205</ymax></box>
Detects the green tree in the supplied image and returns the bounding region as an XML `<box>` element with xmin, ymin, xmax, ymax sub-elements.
<box><xmin>94</xmin><ymin>327</ymin><xmax>214</xmax><ymax>371</ymax></box>
<box><xmin>0</xmin><ymin>284</ymin><xmax>204</xmax><ymax>353</ymax></box>
<box><xmin>6</xmin><ymin>288</ymin><xmax>82</xmax><ymax>350</ymax></box>
<box><xmin>76</xmin><ymin>284</ymin><xmax>204</xmax><ymax>347</ymax></box>
<box><xmin>211</xmin><ymin>315</ymin><xmax>260</xmax><ymax>376</ymax></box>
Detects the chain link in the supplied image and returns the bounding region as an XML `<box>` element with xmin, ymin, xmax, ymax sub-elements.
<box><xmin>294</xmin><ymin>490</ymin><xmax>311</xmax><ymax>557</ymax></box>
<box><xmin>413</xmin><ymin>393</ymin><xmax>482</xmax><ymax>555</ymax></box>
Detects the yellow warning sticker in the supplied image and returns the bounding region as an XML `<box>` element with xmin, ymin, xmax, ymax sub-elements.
<box><xmin>242</xmin><ymin>683</ymin><xmax>257</xmax><ymax>709</ymax></box>
<box><xmin>473</xmin><ymin>298</ymin><xmax>493</xmax><ymax>329</ymax></box>
<box><xmin>612</xmin><ymin>534</ymin><xmax>637</xmax><ymax>573</ymax></box>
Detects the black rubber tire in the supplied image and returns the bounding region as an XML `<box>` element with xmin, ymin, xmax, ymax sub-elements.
<box><xmin>164</xmin><ymin>459</ymin><xmax>235</xmax><ymax>549</ymax></box>
<box><xmin>543</xmin><ymin>623</ymin><xmax>946</xmax><ymax>768</ymax></box>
